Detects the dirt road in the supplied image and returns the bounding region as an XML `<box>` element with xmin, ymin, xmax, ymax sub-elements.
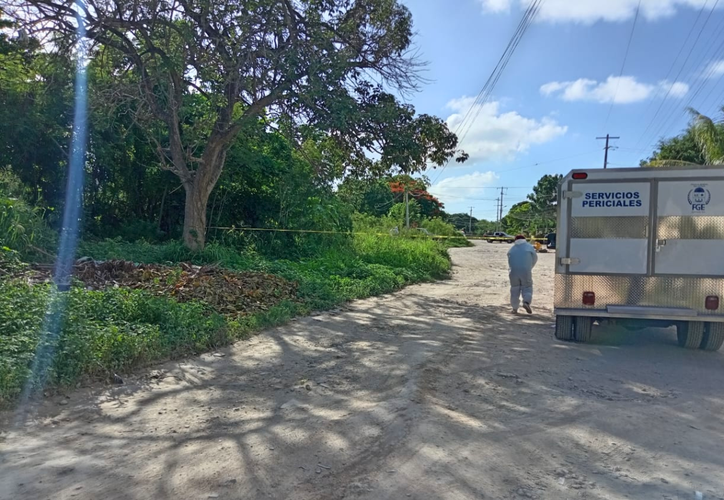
<box><xmin>3</xmin><ymin>242</ymin><xmax>724</xmax><ymax>500</ymax></box>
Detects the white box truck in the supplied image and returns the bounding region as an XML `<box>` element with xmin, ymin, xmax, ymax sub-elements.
<box><xmin>554</xmin><ymin>166</ymin><xmax>724</xmax><ymax>351</ymax></box>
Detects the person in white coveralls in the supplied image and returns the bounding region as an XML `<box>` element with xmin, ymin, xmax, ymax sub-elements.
<box><xmin>507</xmin><ymin>234</ymin><xmax>537</xmax><ymax>314</ymax></box>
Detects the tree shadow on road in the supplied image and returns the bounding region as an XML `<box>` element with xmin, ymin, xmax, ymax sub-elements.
<box><xmin>2</xmin><ymin>294</ymin><xmax>724</xmax><ymax>500</ymax></box>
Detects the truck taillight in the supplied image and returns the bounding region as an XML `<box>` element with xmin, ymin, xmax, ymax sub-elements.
<box><xmin>572</xmin><ymin>172</ymin><xmax>588</xmax><ymax>180</ymax></box>
<box><xmin>706</xmin><ymin>296</ymin><xmax>719</xmax><ymax>310</ymax></box>
<box><xmin>582</xmin><ymin>292</ymin><xmax>595</xmax><ymax>306</ymax></box>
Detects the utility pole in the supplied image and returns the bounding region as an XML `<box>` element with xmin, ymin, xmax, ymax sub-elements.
<box><xmin>404</xmin><ymin>188</ymin><xmax>410</xmax><ymax>230</ymax></box>
<box><xmin>498</xmin><ymin>187</ymin><xmax>507</xmax><ymax>224</ymax></box>
<box><xmin>596</xmin><ymin>134</ymin><xmax>620</xmax><ymax>169</ymax></box>
<box><xmin>495</xmin><ymin>187</ymin><xmax>507</xmax><ymax>231</ymax></box>
<box><xmin>468</xmin><ymin>206</ymin><xmax>474</xmax><ymax>234</ymax></box>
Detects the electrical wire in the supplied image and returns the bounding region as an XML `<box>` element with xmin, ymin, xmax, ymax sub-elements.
<box><xmin>453</xmin><ymin>0</ymin><xmax>542</xmax><ymax>148</ymax></box>
<box><xmin>428</xmin><ymin>0</ymin><xmax>543</xmax><ymax>186</ymax></box>
<box><xmin>696</xmin><ymin>59</ymin><xmax>724</xmax><ymax>112</ymax></box>
<box><xmin>640</xmin><ymin>0</ymin><xmax>724</xmax><ymax>149</ymax></box>
<box><xmin>680</xmin><ymin>13</ymin><xmax>724</xmax><ymax>106</ymax></box>
<box><xmin>601</xmin><ymin>0</ymin><xmax>641</xmax><ymax>132</ymax></box>
<box><xmin>491</xmin><ymin>149</ymin><xmax>601</xmax><ymax>173</ymax></box>
<box><xmin>633</xmin><ymin>0</ymin><xmax>718</xmax><ymax>151</ymax></box>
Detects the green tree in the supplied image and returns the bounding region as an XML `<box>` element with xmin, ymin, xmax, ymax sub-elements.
<box><xmin>337</xmin><ymin>178</ymin><xmax>396</xmax><ymax>217</ymax></box>
<box><xmin>474</xmin><ymin>219</ymin><xmax>496</xmax><ymax>234</ymax></box>
<box><xmin>446</xmin><ymin>212</ymin><xmax>476</xmax><ymax>231</ymax></box>
<box><xmin>683</xmin><ymin>108</ymin><xmax>724</xmax><ymax>164</ymax></box>
<box><xmin>501</xmin><ymin>201</ymin><xmax>532</xmax><ymax>235</ymax></box>
<box><xmin>0</xmin><ymin>24</ymin><xmax>74</xmax><ymax>213</ymax></box>
<box><xmin>389</xmin><ymin>200</ymin><xmax>421</xmax><ymax>228</ymax></box>
<box><xmin>641</xmin><ymin>108</ymin><xmax>724</xmax><ymax>167</ymax></box>
<box><xmin>526</xmin><ymin>174</ymin><xmax>561</xmax><ymax>233</ymax></box>
<box><xmin>19</xmin><ymin>0</ymin><xmax>464</xmax><ymax>250</ymax></box>
<box><xmin>641</xmin><ymin>129</ymin><xmax>706</xmax><ymax>167</ymax></box>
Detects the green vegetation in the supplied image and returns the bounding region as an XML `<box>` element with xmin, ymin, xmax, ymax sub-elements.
<box><xmin>642</xmin><ymin>108</ymin><xmax>724</xmax><ymax>166</ymax></box>
<box><xmin>7</xmin><ymin>0</ymin><xmax>466</xmax><ymax>251</ymax></box>
<box><xmin>0</xmin><ymin>3</ymin><xmax>470</xmax><ymax>406</ymax></box>
<box><xmin>1</xmin><ymin>222</ymin><xmax>455</xmax><ymax>405</ymax></box>
<box><xmin>1</xmin><ymin>282</ymin><xmax>231</xmax><ymax>403</ymax></box>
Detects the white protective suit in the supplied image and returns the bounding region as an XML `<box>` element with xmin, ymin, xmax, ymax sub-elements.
<box><xmin>507</xmin><ymin>238</ymin><xmax>538</xmax><ymax>311</ymax></box>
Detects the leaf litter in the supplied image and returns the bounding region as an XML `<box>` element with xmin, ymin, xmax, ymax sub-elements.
<box><xmin>6</xmin><ymin>259</ymin><xmax>298</xmax><ymax>317</ymax></box>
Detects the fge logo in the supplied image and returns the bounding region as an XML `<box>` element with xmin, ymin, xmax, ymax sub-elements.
<box><xmin>688</xmin><ymin>185</ymin><xmax>711</xmax><ymax>212</ymax></box>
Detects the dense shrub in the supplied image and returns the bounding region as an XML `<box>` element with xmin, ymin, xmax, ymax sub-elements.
<box><xmin>0</xmin><ymin>170</ymin><xmax>57</xmax><ymax>261</ymax></box>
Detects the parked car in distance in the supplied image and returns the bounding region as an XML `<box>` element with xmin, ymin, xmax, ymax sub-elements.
<box><xmin>486</xmin><ymin>231</ymin><xmax>515</xmax><ymax>243</ymax></box>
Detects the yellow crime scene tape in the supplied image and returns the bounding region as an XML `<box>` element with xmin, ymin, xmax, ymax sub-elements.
<box><xmin>207</xmin><ymin>226</ymin><xmax>549</xmax><ymax>242</ymax></box>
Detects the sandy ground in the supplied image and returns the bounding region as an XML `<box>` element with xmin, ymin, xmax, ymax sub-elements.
<box><xmin>2</xmin><ymin>241</ymin><xmax>724</xmax><ymax>500</ymax></box>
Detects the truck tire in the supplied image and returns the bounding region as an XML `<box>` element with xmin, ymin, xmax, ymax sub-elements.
<box><xmin>677</xmin><ymin>321</ymin><xmax>705</xmax><ymax>349</ymax></box>
<box><xmin>700</xmin><ymin>323</ymin><xmax>724</xmax><ymax>351</ymax></box>
<box><xmin>574</xmin><ymin>316</ymin><xmax>593</xmax><ymax>343</ymax></box>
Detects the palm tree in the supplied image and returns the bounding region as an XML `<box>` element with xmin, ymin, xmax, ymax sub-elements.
<box><xmin>643</xmin><ymin>108</ymin><xmax>724</xmax><ymax>167</ymax></box>
<box><xmin>687</xmin><ymin>107</ymin><xmax>724</xmax><ymax>164</ymax></box>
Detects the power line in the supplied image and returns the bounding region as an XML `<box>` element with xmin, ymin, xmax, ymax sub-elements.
<box><xmin>490</xmin><ymin>150</ymin><xmax>601</xmax><ymax>174</ymax></box>
<box><xmin>602</xmin><ymin>0</ymin><xmax>641</xmax><ymax>132</ymax></box>
<box><xmin>430</xmin><ymin>150</ymin><xmax>600</xmax><ymax>192</ymax></box>
<box><xmin>631</xmin><ymin>1</ymin><xmax>712</xmax><ymax>150</ymax></box>
<box><xmin>697</xmin><ymin>60</ymin><xmax>724</xmax><ymax>112</ymax></box>
<box><xmin>640</xmin><ymin>0</ymin><xmax>723</xmax><ymax>149</ymax></box>
<box><xmin>680</xmin><ymin>13</ymin><xmax>724</xmax><ymax>109</ymax></box>
<box><xmin>634</xmin><ymin>0</ymin><xmax>719</xmax><ymax>151</ymax></box>
<box><xmin>431</xmin><ymin>185</ymin><xmax>532</xmax><ymax>189</ymax></box>
<box><xmin>454</xmin><ymin>0</ymin><xmax>542</xmax><ymax>147</ymax></box>
<box><xmin>429</xmin><ymin>0</ymin><xmax>543</xmax><ymax>186</ymax></box>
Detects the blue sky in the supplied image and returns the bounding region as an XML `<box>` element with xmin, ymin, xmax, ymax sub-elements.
<box><xmin>402</xmin><ymin>0</ymin><xmax>724</xmax><ymax>220</ymax></box>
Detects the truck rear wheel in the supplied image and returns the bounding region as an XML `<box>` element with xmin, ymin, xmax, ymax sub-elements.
<box><xmin>574</xmin><ymin>316</ymin><xmax>593</xmax><ymax>343</ymax></box>
<box><xmin>700</xmin><ymin>323</ymin><xmax>724</xmax><ymax>351</ymax></box>
<box><xmin>555</xmin><ymin>315</ymin><xmax>573</xmax><ymax>341</ymax></box>
<box><xmin>677</xmin><ymin>321</ymin><xmax>704</xmax><ymax>349</ymax></box>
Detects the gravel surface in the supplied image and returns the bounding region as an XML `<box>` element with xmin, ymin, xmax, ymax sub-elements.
<box><xmin>2</xmin><ymin>241</ymin><xmax>724</xmax><ymax>500</ymax></box>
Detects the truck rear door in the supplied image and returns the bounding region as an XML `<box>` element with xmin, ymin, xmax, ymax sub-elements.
<box><xmin>567</xmin><ymin>181</ymin><xmax>651</xmax><ymax>274</ymax></box>
<box><xmin>654</xmin><ymin>180</ymin><xmax>724</xmax><ymax>276</ymax></box>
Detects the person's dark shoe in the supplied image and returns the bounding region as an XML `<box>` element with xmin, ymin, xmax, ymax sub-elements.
<box><xmin>523</xmin><ymin>302</ymin><xmax>532</xmax><ymax>314</ymax></box>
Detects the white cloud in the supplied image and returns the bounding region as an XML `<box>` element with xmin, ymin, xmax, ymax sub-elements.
<box><xmin>481</xmin><ymin>0</ymin><xmax>511</xmax><ymax>13</ymax></box>
<box><xmin>429</xmin><ymin>171</ymin><xmax>499</xmax><ymax>203</ymax></box>
<box><xmin>540</xmin><ymin>76</ymin><xmax>689</xmax><ymax>103</ymax></box>
<box><xmin>704</xmin><ymin>60</ymin><xmax>724</xmax><ymax>79</ymax></box>
<box><xmin>668</xmin><ymin>81</ymin><xmax>689</xmax><ymax>97</ymax></box>
<box><xmin>479</xmin><ymin>0</ymin><xmax>715</xmax><ymax>24</ymax></box>
<box><xmin>445</xmin><ymin>97</ymin><xmax>567</xmax><ymax>163</ymax></box>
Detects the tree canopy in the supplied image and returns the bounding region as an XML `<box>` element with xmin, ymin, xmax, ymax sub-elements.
<box><xmin>641</xmin><ymin>107</ymin><xmax>724</xmax><ymax>167</ymax></box>
<box><xmin>11</xmin><ymin>0</ymin><xmax>465</xmax><ymax>249</ymax></box>
<box><xmin>525</xmin><ymin>173</ymin><xmax>560</xmax><ymax>233</ymax></box>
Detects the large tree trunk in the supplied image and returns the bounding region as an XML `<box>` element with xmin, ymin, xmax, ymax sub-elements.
<box><xmin>182</xmin><ymin>180</ymin><xmax>211</xmax><ymax>251</ymax></box>
<box><xmin>181</xmin><ymin>140</ymin><xmax>229</xmax><ymax>251</ymax></box>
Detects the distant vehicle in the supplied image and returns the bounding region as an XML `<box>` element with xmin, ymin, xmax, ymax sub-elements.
<box><xmin>554</xmin><ymin>166</ymin><xmax>724</xmax><ymax>351</ymax></box>
<box><xmin>487</xmin><ymin>231</ymin><xmax>514</xmax><ymax>243</ymax></box>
